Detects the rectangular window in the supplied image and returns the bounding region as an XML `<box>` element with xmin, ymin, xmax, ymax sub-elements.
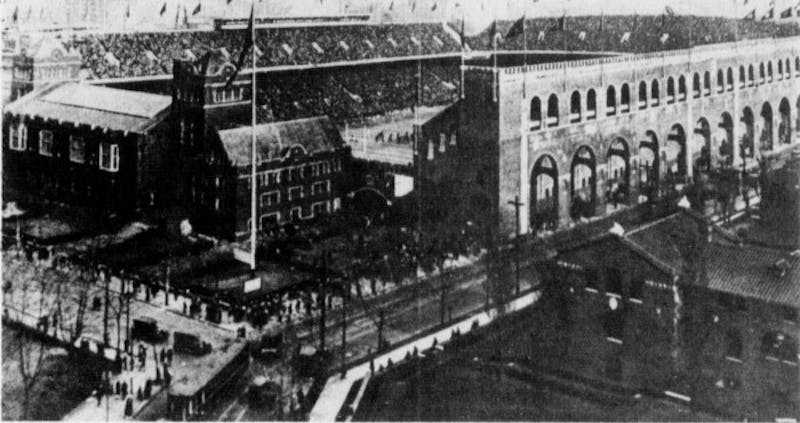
<box><xmin>312</xmin><ymin>180</ymin><xmax>329</xmax><ymax>195</ymax></box>
<box><xmin>288</xmin><ymin>186</ymin><xmax>303</xmax><ymax>201</ymax></box>
<box><xmin>39</xmin><ymin>130</ymin><xmax>53</xmax><ymax>156</ymax></box>
<box><xmin>9</xmin><ymin>124</ymin><xmax>26</xmax><ymax>151</ymax></box>
<box><xmin>69</xmin><ymin>136</ymin><xmax>85</xmax><ymax>163</ymax></box>
<box><xmin>99</xmin><ymin>142</ymin><xmax>119</xmax><ymax>172</ymax></box>
<box><xmin>261</xmin><ymin>191</ymin><xmax>280</xmax><ymax>207</ymax></box>
<box><xmin>290</xmin><ymin>207</ymin><xmax>301</xmax><ymax>221</ymax></box>
<box><xmin>312</xmin><ymin>201</ymin><xmax>329</xmax><ymax>217</ymax></box>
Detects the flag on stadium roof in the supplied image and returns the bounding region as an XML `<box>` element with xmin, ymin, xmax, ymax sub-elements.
<box><xmin>538</xmin><ymin>30</ymin><xmax>545</xmax><ymax>41</ymax></box>
<box><xmin>459</xmin><ymin>18</ymin><xmax>466</xmax><ymax>49</ymax></box>
<box><xmin>192</xmin><ymin>3</ymin><xmax>201</xmax><ymax>15</ymax></box>
<box><xmin>743</xmin><ymin>9</ymin><xmax>755</xmax><ymax>19</ymax></box>
<box><xmin>489</xmin><ymin>21</ymin><xmax>500</xmax><ymax>47</ymax></box>
<box><xmin>552</xmin><ymin>14</ymin><xmax>566</xmax><ymax>31</ymax></box>
<box><xmin>578</xmin><ymin>31</ymin><xmax>586</xmax><ymax>41</ymax></box>
<box><xmin>599</xmin><ymin>11</ymin><xmax>604</xmax><ymax>32</ymax></box>
<box><xmin>126</xmin><ymin>3</ymin><xmax>131</xmax><ymax>18</ymax></box>
<box><xmin>226</xmin><ymin>5</ymin><xmax>253</xmax><ymax>88</ymax></box>
<box><xmin>620</xmin><ymin>32</ymin><xmax>630</xmax><ymax>43</ymax></box>
<box><xmin>431</xmin><ymin>2</ymin><xmax>437</xmax><ymax>11</ymax></box>
<box><xmin>389</xmin><ymin>0</ymin><xmax>394</xmax><ymax>10</ymax></box>
<box><xmin>227</xmin><ymin>0</ymin><xmax>233</xmax><ymax>4</ymax></box>
<box><xmin>664</xmin><ymin>6</ymin><xmax>675</xmax><ymax>16</ymax></box>
<box><xmin>160</xmin><ymin>2</ymin><xmax>167</xmax><ymax>16</ymax></box>
<box><xmin>505</xmin><ymin>16</ymin><xmax>525</xmax><ymax>39</ymax></box>
<box><xmin>12</xmin><ymin>6</ymin><xmax>18</xmax><ymax>23</ymax></box>
<box><xmin>660</xmin><ymin>33</ymin><xmax>669</xmax><ymax>44</ymax></box>
<box><xmin>763</xmin><ymin>7</ymin><xmax>774</xmax><ymax>19</ymax></box>
<box><xmin>780</xmin><ymin>7</ymin><xmax>792</xmax><ymax>18</ymax></box>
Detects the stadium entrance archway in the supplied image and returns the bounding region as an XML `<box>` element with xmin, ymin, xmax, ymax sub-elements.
<box><xmin>779</xmin><ymin>98</ymin><xmax>791</xmax><ymax>145</ymax></box>
<box><xmin>718</xmin><ymin>112</ymin><xmax>735</xmax><ymax>167</ymax></box>
<box><xmin>740</xmin><ymin>107</ymin><xmax>755</xmax><ymax>158</ymax></box>
<box><xmin>530</xmin><ymin>155</ymin><xmax>559</xmax><ymax>231</ymax></box>
<box><xmin>665</xmin><ymin>124</ymin><xmax>687</xmax><ymax>179</ymax></box>
<box><xmin>693</xmin><ymin>117</ymin><xmax>712</xmax><ymax>172</ymax></box>
<box><xmin>638</xmin><ymin>131</ymin><xmax>659</xmax><ymax>196</ymax></box>
<box><xmin>760</xmin><ymin>102</ymin><xmax>773</xmax><ymax>152</ymax></box>
<box><xmin>570</xmin><ymin>146</ymin><xmax>597</xmax><ymax>220</ymax></box>
<box><xmin>606</xmin><ymin>138</ymin><xmax>630</xmax><ymax>203</ymax></box>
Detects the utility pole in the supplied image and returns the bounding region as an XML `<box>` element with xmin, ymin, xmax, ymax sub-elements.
<box><xmin>340</xmin><ymin>279</ymin><xmax>347</xmax><ymax>379</ymax></box>
<box><xmin>377</xmin><ymin>308</ymin><xmax>385</xmax><ymax>351</ymax></box>
<box><xmin>319</xmin><ymin>250</ymin><xmax>327</xmax><ymax>353</ymax></box>
<box><xmin>439</xmin><ymin>280</ymin><xmax>446</xmax><ymax>325</ymax></box>
<box><xmin>103</xmin><ymin>266</ymin><xmax>110</xmax><ymax>345</ymax></box>
<box><xmin>508</xmin><ymin>195</ymin><xmax>523</xmax><ymax>295</ymax></box>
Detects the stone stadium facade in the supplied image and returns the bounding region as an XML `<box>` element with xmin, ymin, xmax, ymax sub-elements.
<box><xmin>419</xmin><ymin>36</ymin><xmax>800</xmax><ymax>237</ymax></box>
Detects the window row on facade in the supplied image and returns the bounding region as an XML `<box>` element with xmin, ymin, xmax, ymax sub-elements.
<box><xmin>259</xmin><ymin>180</ymin><xmax>331</xmax><ymax>207</ymax></box>
<box><xmin>249</xmin><ymin>158</ymin><xmax>342</xmax><ymax>187</ymax></box>
<box><xmin>249</xmin><ymin>197</ymin><xmax>342</xmax><ymax>230</ymax></box>
<box><xmin>8</xmin><ymin>124</ymin><xmax>120</xmax><ymax>171</ymax></box>
<box><xmin>528</xmin><ymin>56</ymin><xmax>800</xmax><ymax>131</ymax></box>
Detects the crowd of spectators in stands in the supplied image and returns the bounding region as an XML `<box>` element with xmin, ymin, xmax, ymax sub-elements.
<box><xmin>470</xmin><ymin>15</ymin><xmax>800</xmax><ymax>53</ymax></box>
<box><xmin>60</xmin><ymin>22</ymin><xmax>460</xmax><ymax>80</ymax></box>
<box><xmin>258</xmin><ymin>62</ymin><xmax>458</xmax><ymax>123</ymax></box>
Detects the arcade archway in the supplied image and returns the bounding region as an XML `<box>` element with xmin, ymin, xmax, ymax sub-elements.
<box><xmin>740</xmin><ymin>107</ymin><xmax>755</xmax><ymax>158</ymax></box>
<box><xmin>760</xmin><ymin>102</ymin><xmax>773</xmax><ymax>152</ymax></box>
<box><xmin>665</xmin><ymin>124</ymin><xmax>687</xmax><ymax>180</ymax></box>
<box><xmin>530</xmin><ymin>154</ymin><xmax>559</xmax><ymax>231</ymax></box>
<box><xmin>779</xmin><ymin>98</ymin><xmax>791</xmax><ymax>145</ymax></box>
<box><xmin>718</xmin><ymin>112</ymin><xmax>734</xmax><ymax>166</ymax></box>
<box><xmin>606</xmin><ymin>138</ymin><xmax>630</xmax><ymax>204</ymax></box>
<box><xmin>693</xmin><ymin>117</ymin><xmax>712</xmax><ymax>173</ymax></box>
<box><xmin>639</xmin><ymin>130</ymin><xmax>659</xmax><ymax>196</ymax></box>
<box><xmin>570</xmin><ymin>146</ymin><xmax>597</xmax><ymax>219</ymax></box>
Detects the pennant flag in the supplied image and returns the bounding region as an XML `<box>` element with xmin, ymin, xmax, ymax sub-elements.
<box><xmin>104</xmin><ymin>52</ymin><xmax>121</xmax><ymax>67</ymax></box>
<box><xmin>226</xmin><ymin>5</ymin><xmax>253</xmax><ymax>88</ymax></box>
<box><xmin>538</xmin><ymin>30</ymin><xmax>545</xmax><ymax>41</ymax></box>
<box><xmin>145</xmin><ymin>50</ymin><xmax>159</xmax><ymax>62</ymax></box>
<box><xmin>664</xmin><ymin>6</ymin><xmax>675</xmax><ymax>15</ymax></box>
<box><xmin>160</xmin><ymin>2</ymin><xmax>167</xmax><ymax>16</ymax></box>
<box><xmin>489</xmin><ymin>21</ymin><xmax>502</xmax><ymax>47</ymax></box>
<box><xmin>599</xmin><ymin>11</ymin><xmax>604</xmax><ymax>32</ymax></box>
<box><xmin>620</xmin><ymin>32</ymin><xmax>631</xmax><ymax>43</ymax></box>
<box><xmin>12</xmin><ymin>6</ymin><xmax>18</xmax><ymax>23</ymax></box>
<box><xmin>192</xmin><ymin>3</ymin><xmax>201</xmax><ymax>15</ymax></box>
<box><xmin>743</xmin><ymin>9</ymin><xmax>755</xmax><ymax>19</ymax></box>
<box><xmin>389</xmin><ymin>0</ymin><xmax>394</xmax><ymax>10</ymax></box>
<box><xmin>183</xmin><ymin>6</ymin><xmax>189</xmax><ymax>25</ymax></box>
<box><xmin>780</xmin><ymin>7</ymin><xmax>792</xmax><ymax>18</ymax></box>
<box><xmin>660</xmin><ymin>33</ymin><xmax>669</xmax><ymax>44</ymax></box>
<box><xmin>431</xmin><ymin>2</ymin><xmax>437</xmax><ymax>11</ymax></box>
<box><xmin>411</xmin><ymin>1</ymin><xmax>415</xmax><ymax>11</ymax></box>
<box><xmin>126</xmin><ymin>3</ymin><xmax>131</xmax><ymax>18</ymax></box>
<box><xmin>339</xmin><ymin>40</ymin><xmax>350</xmax><ymax>50</ymax></box>
<box><xmin>762</xmin><ymin>7</ymin><xmax>774</xmax><ymax>19</ymax></box>
<box><xmin>505</xmin><ymin>15</ymin><xmax>525</xmax><ymax>39</ymax></box>
<box><xmin>578</xmin><ymin>31</ymin><xmax>586</xmax><ymax>41</ymax></box>
<box><xmin>228</xmin><ymin>0</ymin><xmax>233</xmax><ymax>3</ymax></box>
<box><xmin>311</xmin><ymin>41</ymin><xmax>324</xmax><ymax>53</ymax></box>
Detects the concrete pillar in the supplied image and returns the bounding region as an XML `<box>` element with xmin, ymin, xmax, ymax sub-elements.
<box><xmin>686</xmin><ymin>58</ymin><xmax>695</xmax><ymax>180</ymax></box>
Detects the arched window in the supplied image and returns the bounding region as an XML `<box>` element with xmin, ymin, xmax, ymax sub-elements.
<box><xmin>666</xmin><ymin>77</ymin><xmax>675</xmax><ymax>103</ymax></box>
<box><xmin>778</xmin><ymin>59</ymin><xmax>784</xmax><ymax>79</ymax></box>
<box><xmin>759</xmin><ymin>62</ymin><xmax>765</xmax><ymax>84</ymax></box>
<box><xmin>726</xmin><ymin>68</ymin><xmax>734</xmax><ymax>91</ymax></box>
<box><xmin>739</xmin><ymin>65</ymin><xmax>746</xmax><ymax>88</ymax></box>
<box><xmin>678</xmin><ymin>75</ymin><xmax>687</xmax><ymax>101</ymax></box>
<box><xmin>638</xmin><ymin>81</ymin><xmax>648</xmax><ymax>109</ymax></box>
<box><xmin>586</xmin><ymin>89</ymin><xmax>597</xmax><ymax>120</ymax></box>
<box><xmin>796</xmin><ymin>57</ymin><xmax>800</xmax><ymax>76</ymax></box>
<box><xmin>785</xmin><ymin>58</ymin><xmax>791</xmax><ymax>78</ymax></box>
<box><xmin>651</xmin><ymin>79</ymin><xmax>660</xmax><ymax>106</ymax></box>
<box><xmin>530</xmin><ymin>96</ymin><xmax>542</xmax><ymax>129</ymax></box>
<box><xmin>546</xmin><ymin>94</ymin><xmax>559</xmax><ymax>127</ymax></box>
<box><xmin>767</xmin><ymin>61</ymin><xmax>773</xmax><ymax>82</ymax></box>
<box><xmin>606</xmin><ymin>86</ymin><xmax>617</xmax><ymax>116</ymax></box>
<box><xmin>693</xmin><ymin>73</ymin><xmax>701</xmax><ymax>98</ymax></box>
<box><xmin>748</xmin><ymin>64</ymin><xmax>755</xmax><ymax>86</ymax></box>
<box><xmin>703</xmin><ymin>71</ymin><xmax>711</xmax><ymax>96</ymax></box>
<box><xmin>620</xmin><ymin>84</ymin><xmax>630</xmax><ymax>112</ymax></box>
<box><xmin>717</xmin><ymin>69</ymin><xmax>725</xmax><ymax>93</ymax></box>
<box><xmin>570</xmin><ymin>91</ymin><xmax>581</xmax><ymax>123</ymax></box>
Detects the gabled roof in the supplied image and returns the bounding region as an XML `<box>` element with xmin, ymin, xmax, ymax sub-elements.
<box><xmin>705</xmin><ymin>243</ymin><xmax>800</xmax><ymax>308</ymax></box>
<box><xmin>5</xmin><ymin>82</ymin><xmax>171</xmax><ymax>133</ymax></box>
<box><xmin>218</xmin><ymin>116</ymin><xmax>344</xmax><ymax>166</ymax></box>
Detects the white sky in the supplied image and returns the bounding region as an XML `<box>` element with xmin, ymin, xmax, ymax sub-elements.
<box><xmin>3</xmin><ymin>0</ymin><xmax>796</xmax><ymax>31</ymax></box>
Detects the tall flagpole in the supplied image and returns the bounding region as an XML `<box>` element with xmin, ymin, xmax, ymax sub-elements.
<box><xmin>460</xmin><ymin>14</ymin><xmax>465</xmax><ymax>99</ymax></box>
<box><xmin>250</xmin><ymin>0</ymin><xmax>257</xmax><ymax>271</ymax></box>
<box><xmin>522</xmin><ymin>10</ymin><xmax>527</xmax><ymax>98</ymax></box>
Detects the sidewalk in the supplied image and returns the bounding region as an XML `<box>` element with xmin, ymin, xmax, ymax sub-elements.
<box><xmin>309</xmin><ymin>289</ymin><xmax>542</xmax><ymax>422</ymax></box>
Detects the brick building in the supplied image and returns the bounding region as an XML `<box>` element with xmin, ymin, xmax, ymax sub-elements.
<box><xmin>545</xmin><ymin>209</ymin><xmax>799</xmax><ymax>419</ymax></box>
<box><xmin>3</xmin><ymin>81</ymin><xmax>174</xmax><ymax>218</ymax></box>
<box><xmin>170</xmin><ymin>52</ymin><xmax>351</xmax><ymax>240</ymax></box>
<box><xmin>418</xmin><ymin>37</ymin><xmax>800</xmax><ymax>238</ymax></box>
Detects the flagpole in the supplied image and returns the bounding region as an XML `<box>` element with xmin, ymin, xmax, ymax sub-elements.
<box><xmin>460</xmin><ymin>14</ymin><xmax>465</xmax><ymax>99</ymax></box>
<box><xmin>493</xmin><ymin>19</ymin><xmax>497</xmax><ymax>103</ymax></box>
<box><xmin>249</xmin><ymin>0</ymin><xmax>257</xmax><ymax>271</ymax></box>
<box><xmin>522</xmin><ymin>10</ymin><xmax>527</xmax><ymax>99</ymax></box>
